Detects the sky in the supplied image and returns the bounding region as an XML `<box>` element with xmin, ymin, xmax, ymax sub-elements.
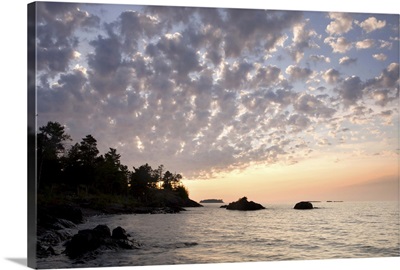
<box><xmin>33</xmin><ymin>1</ymin><xmax>399</xmax><ymax>203</ymax></box>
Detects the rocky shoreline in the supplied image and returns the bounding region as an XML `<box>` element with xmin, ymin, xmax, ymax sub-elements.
<box><xmin>37</xmin><ymin>198</ymin><xmax>202</xmax><ymax>260</ymax></box>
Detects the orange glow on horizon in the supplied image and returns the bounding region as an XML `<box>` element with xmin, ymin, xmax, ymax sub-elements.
<box><xmin>182</xmin><ymin>153</ymin><xmax>398</xmax><ymax>204</ymax></box>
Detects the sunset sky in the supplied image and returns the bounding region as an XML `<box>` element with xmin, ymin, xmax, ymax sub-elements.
<box><xmin>34</xmin><ymin>2</ymin><xmax>399</xmax><ymax>203</ymax></box>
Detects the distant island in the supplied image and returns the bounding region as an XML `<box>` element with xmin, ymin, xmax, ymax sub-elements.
<box><xmin>200</xmin><ymin>199</ymin><xmax>224</xmax><ymax>203</ymax></box>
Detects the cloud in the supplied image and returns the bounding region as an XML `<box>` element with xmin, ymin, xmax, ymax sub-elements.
<box><xmin>337</xmin><ymin>76</ymin><xmax>365</xmax><ymax>106</ymax></box>
<box><xmin>35</xmin><ymin>4</ymin><xmax>399</xmax><ymax>180</ymax></box>
<box><xmin>367</xmin><ymin>62</ymin><xmax>400</xmax><ymax>88</ymax></box>
<box><xmin>309</xmin><ymin>54</ymin><xmax>330</xmax><ymax>63</ymax></box>
<box><xmin>37</xmin><ymin>68</ymin><xmax>91</xmax><ymax>117</ymax></box>
<box><xmin>324</xmin><ymin>37</ymin><xmax>352</xmax><ymax>53</ymax></box>
<box><xmin>36</xmin><ymin>2</ymin><xmax>100</xmax><ymax>74</ymax></box>
<box><xmin>155</xmin><ymin>32</ymin><xmax>202</xmax><ymax>79</ymax></box>
<box><xmin>366</xmin><ymin>63</ymin><xmax>399</xmax><ymax>106</ymax></box>
<box><xmin>357</xmin><ymin>17</ymin><xmax>386</xmax><ymax>33</ymax></box>
<box><xmin>379</xmin><ymin>40</ymin><xmax>393</xmax><ymax>49</ymax></box>
<box><xmin>322</xmin><ymin>68</ymin><xmax>341</xmax><ymax>84</ymax></box>
<box><xmin>326</xmin><ymin>12</ymin><xmax>353</xmax><ymax>35</ymax></box>
<box><xmin>88</xmin><ymin>35</ymin><xmax>122</xmax><ymax>77</ymax></box>
<box><xmin>317</xmin><ymin>138</ymin><xmax>331</xmax><ymax>146</ymax></box>
<box><xmin>355</xmin><ymin>39</ymin><xmax>375</xmax><ymax>49</ymax></box>
<box><xmin>250</xmin><ymin>65</ymin><xmax>286</xmax><ymax>89</ymax></box>
<box><xmin>293</xmin><ymin>93</ymin><xmax>336</xmax><ymax>118</ymax></box>
<box><xmin>288</xmin><ymin>20</ymin><xmax>318</xmax><ymax>63</ymax></box>
<box><xmin>339</xmin><ymin>56</ymin><xmax>357</xmax><ymax>65</ymax></box>
<box><xmin>372</xmin><ymin>53</ymin><xmax>387</xmax><ymax>61</ymax></box>
<box><xmin>117</xmin><ymin>10</ymin><xmax>160</xmax><ymax>53</ymax></box>
<box><xmin>285</xmin><ymin>65</ymin><xmax>314</xmax><ymax>81</ymax></box>
<box><xmin>371</xmin><ymin>89</ymin><xmax>397</xmax><ymax>106</ymax></box>
<box><xmin>287</xmin><ymin>114</ymin><xmax>311</xmax><ymax>132</ymax></box>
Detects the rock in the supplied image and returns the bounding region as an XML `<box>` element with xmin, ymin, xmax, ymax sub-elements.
<box><xmin>47</xmin><ymin>246</ymin><xmax>57</xmax><ymax>256</ymax></box>
<box><xmin>37</xmin><ymin>243</ymin><xmax>57</xmax><ymax>258</ymax></box>
<box><xmin>93</xmin><ymin>224</ymin><xmax>111</xmax><ymax>238</ymax></box>
<box><xmin>53</xmin><ymin>218</ymin><xmax>77</xmax><ymax>229</ymax></box>
<box><xmin>65</xmin><ymin>225</ymin><xmax>140</xmax><ymax>258</ymax></box>
<box><xmin>38</xmin><ymin>204</ymin><xmax>84</xmax><ymax>229</ymax></box>
<box><xmin>51</xmin><ymin>205</ymin><xmax>84</xmax><ymax>224</ymax></box>
<box><xmin>294</xmin><ymin>201</ymin><xmax>314</xmax><ymax>210</ymax></box>
<box><xmin>112</xmin><ymin>226</ymin><xmax>128</xmax><ymax>240</ymax></box>
<box><xmin>162</xmin><ymin>206</ymin><xmax>185</xmax><ymax>213</ymax></box>
<box><xmin>220</xmin><ymin>205</ymin><xmax>227</xmax><ymax>208</ymax></box>
<box><xmin>225</xmin><ymin>197</ymin><xmax>265</xmax><ymax>211</ymax></box>
<box><xmin>65</xmin><ymin>229</ymin><xmax>100</xmax><ymax>258</ymax></box>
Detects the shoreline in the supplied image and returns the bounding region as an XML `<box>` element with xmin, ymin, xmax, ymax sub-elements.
<box><xmin>36</xmin><ymin>195</ymin><xmax>203</xmax><ymax>260</ymax></box>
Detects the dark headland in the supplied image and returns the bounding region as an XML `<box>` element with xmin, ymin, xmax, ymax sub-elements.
<box><xmin>34</xmin><ymin>121</ymin><xmax>203</xmax><ymax>260</ymax></box>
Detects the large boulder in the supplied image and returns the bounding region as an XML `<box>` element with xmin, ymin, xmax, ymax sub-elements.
<box><xmin>112</xmin><ymin>226</ymin><xmax>128</xmax><ymax>240</ymax></box>
<box><xmin>65</xmin><ymin>225</ymin><xmax>139</xmax><ymax>258</ymax></box>
<box><xmin>225</xmin><ymin>197</ymin><xmax>265</xmax><ymax>211</ymax></box>
<box><xmin>294</xmin><ymin>201</ymin><xmax>314</xmax><ymax>210</ymax></box>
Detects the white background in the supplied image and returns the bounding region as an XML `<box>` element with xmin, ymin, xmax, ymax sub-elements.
<box><xmin>0</xmin><ymin>0</ymin><xmax>398</xmax><ymax>270</ymax></box>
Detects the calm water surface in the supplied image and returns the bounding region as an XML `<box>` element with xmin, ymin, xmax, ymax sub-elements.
<box><xmin>38</xmin><ymin>201</ymin><xmax>399</xmax><ymax>268</ymax></box>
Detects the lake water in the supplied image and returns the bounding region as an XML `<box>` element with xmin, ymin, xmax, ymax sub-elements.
<box><xmin>37</xmin><ymin>201</ymin><xmax>399</xmax><ymax>268</ymax></box>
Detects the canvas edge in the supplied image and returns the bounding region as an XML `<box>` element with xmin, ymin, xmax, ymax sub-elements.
<box><xmin>27</xmin><ymin>2</ymin><xmax>37</xmax><ymax>269</ymax></box>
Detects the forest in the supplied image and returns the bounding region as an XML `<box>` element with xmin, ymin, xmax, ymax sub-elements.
<box><xmin>35</xmin><ymin>121</ymin><xmax>192</xmax><ymax>208</ymax></box>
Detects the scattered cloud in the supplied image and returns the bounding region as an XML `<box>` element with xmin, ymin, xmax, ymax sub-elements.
<box><xmin>337</xmin><ymin>76</ymin><xmax>365</xmax><ymax>106</ymax></box>
<box><xmin>35</xmin><ymin>3</ymin><xmax>399</xmax><ymax>179</ymax></box>
<box><xmin>355</xmin><ymin>39</ymin><xmax>375</xmax><ymax>49</ymax></box>
<box><xmin>324</xmin><ymin>37</ymin><xmax>352</xmax><ymax>53</ymax></box>
<box><xmin>357</xmin><ymin>17</ymin><xmax>386</xmax><ymax>33</ymax></box>
<box><xmin>36</xmin><ymin>2</ymin><xmax>100</xmax><ymax>74</ymax></box>
<box><xmin>322</xmin><ymin>68</ymin><xmax>341</xmax><ymax>84</ymax></box>
<box><xmin>288</xmin><ymin>20</ymin><xmax>318</xmax><ymax>63</ymax></box>
<box><xmin>339</xmin><ymin>56</ymin><xmax>357</xmax><ymax>65</ymax></box>
<box><xmin>326</xmin><ymin>12</ymin><xmax>353</xmax><ymax>35</ymax></box>
<box><xmin>372</xmin><ymin>53</ymin><xmax>387</xmax><ymax>61</ymax></box>
<box><xmin>379</xmin><ymin>40</ymin><xmax>393</xmax><ymax>49</ymax></box>
<box><xmin>309</xmin><ymin>54</ymin><xmax>331</xmax><ymax>63</ymax></box>
<box><xmin>285</xmin><ymin>65</ymin><xmax>314</xmax><ymax>81</ymax></box>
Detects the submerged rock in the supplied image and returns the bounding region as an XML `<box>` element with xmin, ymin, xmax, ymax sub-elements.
<box><xmin>294</xmin><ymin>201</ymin><xmax>314</xmax><ymax>210</ymax></box>
<box><xmin>225</xmin><ymin>197</ymin><xmax>265</xmax><ymax>211</ymax></box>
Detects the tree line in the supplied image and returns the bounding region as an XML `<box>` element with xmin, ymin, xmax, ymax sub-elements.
<box><xmin>37</xmin><ymin>121</ymin><xmax>188</xmax><ymax>202</ymax></box>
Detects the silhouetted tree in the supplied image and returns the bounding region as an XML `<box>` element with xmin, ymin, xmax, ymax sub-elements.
<box><xmin>37</xmin><ymin>121</ymin><xmax>71</xmax><ymax>189</ymax></box>
<box><xmin>37</xmin><ymin>121</ymin><xmax>191</xmax><ymax>205</ymax></box>
<box><xmin>129</xmin><ymin>163</ymin><xmax>158</xmax><ymax>201</ymax></box>
<box><xmin>174</xmin><ymin>185</ymin><xmax>189</xmax><ymax>199</ymax></box>
<box><xmin>162</xmin><ymin>171</ymin><xmax>183</xmax><ymax>190</ymax></box>
<box><xmin>62</xmin><ymin>135</ymin><xmax>100</xmax><ymax>194</ymax></box>
<box><xmin>156</xmin><ymin>165</ymin><xmax>164</xmax><ymax>188</ymax></box>
<box><xmin>95</xmin><ymin>148</ymin><xmax>129</xmax><ymax>195</ymax></box>
<box><xmin>78</xmin><ymin>135</ymin><xmax>99</xmax><ymax>189</ymax></box>
<box><xmin>63</xmin><ymin>142</ymin><xmax>83</xmax><ymax>192</ymax></box>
